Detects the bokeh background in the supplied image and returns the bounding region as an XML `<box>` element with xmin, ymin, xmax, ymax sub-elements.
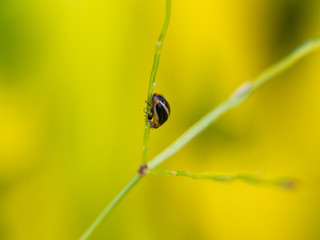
<box><xmin>1</xmin><ymin>0</ymin><xmax>320</xmax><ymax>239</ymax></box>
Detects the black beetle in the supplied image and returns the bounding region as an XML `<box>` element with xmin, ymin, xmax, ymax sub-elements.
<box><xmin>145</xmin><ymin>93</ymin><xmax>170</xmax><ymax>128</ymax></box>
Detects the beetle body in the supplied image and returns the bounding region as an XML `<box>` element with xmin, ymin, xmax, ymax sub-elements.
<box><xmin>147</xmin><ymin>93</ymin><xmax>170</xmax><ymax>128</ymax></box>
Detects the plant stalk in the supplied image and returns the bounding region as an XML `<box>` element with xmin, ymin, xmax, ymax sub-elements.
<box><xmin>79</xmin><ymin>174</ymin><xmax>141</xmax><ymax>240</ymax></box>
<box><xmin>142</xmin><ymin>0</ymin><xmax>172</xmax><ymax>165</ymax></box>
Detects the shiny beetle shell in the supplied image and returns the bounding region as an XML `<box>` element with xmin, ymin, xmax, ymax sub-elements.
<box><xmin>148</xmin><ymin>93</ymin><xmax>170</xmax><ymax>128</ymax></box>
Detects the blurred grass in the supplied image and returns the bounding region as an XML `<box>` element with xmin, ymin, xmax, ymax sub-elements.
<box><xmin>1</xmin><ymin>0</ymin><xmax>320</xmax><ymax>240</ymax></box>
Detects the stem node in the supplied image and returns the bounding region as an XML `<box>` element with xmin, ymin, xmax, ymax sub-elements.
<box><xmin>138</xmin><ymin>164</ymin><xmax>148</xmax><ymax>176</ymax></box>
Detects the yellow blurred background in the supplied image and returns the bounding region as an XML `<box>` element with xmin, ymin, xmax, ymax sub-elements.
<box><xmin>1</xmin><ymin>0</ymin><xmax>320</xmax><ymax>239</ymax></box>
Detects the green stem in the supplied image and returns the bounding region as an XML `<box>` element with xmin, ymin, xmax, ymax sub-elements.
<box><xmin>147</xmin><ymin>169</ymin><xmax>296</xmax><ymax>189</ymax></box>
<box><xmin>79</xmin><ymin>174</ymin><xmax>141</xmax><ymax>240</ymax></box>
<box><xmin>79</xmin><ymin>36</ymin><xmax>320</xmax><ymax>240</ymax></box>
<box><xmin>147</xmin><ymin>37</ymin><xmax>320</xmax><ymax>169</ymax></box>
<box><xmin>79</xmin><ymin>1</ymin><xmax>171</xmax><ymax>239</ymax></box>
<box><xmin>142</xmin><ymin>0</ymin><xmax>172</xmax><ymax>165</ymax></box>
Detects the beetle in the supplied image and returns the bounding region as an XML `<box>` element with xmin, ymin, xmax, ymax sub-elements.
<box><xmin>145</xmin><ymin>93</ymin><xmax>171</xmax><ymax>128</ymax></box>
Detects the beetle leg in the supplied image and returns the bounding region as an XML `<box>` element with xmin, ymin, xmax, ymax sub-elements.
<box><xmin>144</xmin><ymin>119</ymin><xmax>157</xmax><ymax>128</ymax></box>
<box><xmin>145</xmin><ymin>100</ymin><xmax>152</xmax><ymax>107</ymax></box>
<box><xmin>145</xmin><ymin>119</ymin><xmax>153</xmax><ymax>127</ymax></box>
<box><xmin>143</xmin><ymin>110</ymin><xmax>153</xmax><ymax>120</ymax></box>
<box><xmin>150</xmin><ymin>121</ymin><xmax>158</xmax><ymax>129</ymax></box>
